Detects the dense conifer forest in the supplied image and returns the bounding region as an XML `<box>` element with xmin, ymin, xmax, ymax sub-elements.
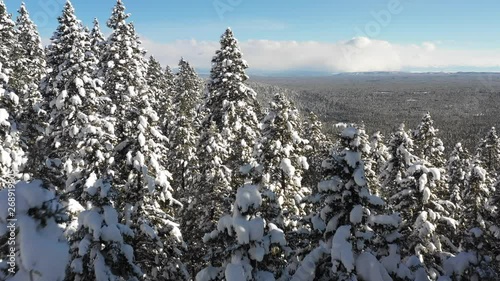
<box><xmin>0</xmin><ymin>1</ymin><xmax>499</xmax><ymax>280</ymax></box>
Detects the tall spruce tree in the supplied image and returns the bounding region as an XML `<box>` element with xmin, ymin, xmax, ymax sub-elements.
<box><xmin>389</xmin><ymin>158</ymin><xmax>459</xmax><ymax>280</ymax></box>
<box><xmin>196</xmin><ymin>184</ymin><xmax>288</xmax><ymax>281</ymax></box>
<box><xmin>146</xmin><ymin>56</ymin><xmax>174</xmax><ymax>127</ymax></box>
<box><xmin>164</xmin><ymin>65</ymin><xmax>175</xmax><ymax>90</ymax></box>
<box><xmin>100</xmin><ymin>1</ymin><xmax>188</xmax><ymax>279</ymax></box>
<box><xmin>41</xmin><ymin>1</ymin><xmax>111</xmax><ymax>196</ymax></box>
<box><xmin>412</xmin><ymin>112</ymin><xmax>445</xmax><ymax>168</ymax></box>
<box><xmin>0</xmin><ymin>53</ymin><xmax>25</xmax><ymax>182</ymax></box>
<box><xmin>203</xmin><ymin>27</ymin><xmax>261</xmax><ymax>187</ymax></box>
<box><xmin>447</xmin><ymin>143</ymin><xmax>470</xmax><ymax>206</ymax></box>
<box><xmin>368</xmin><ymin>131</ymin><xmax>390</xmax><ymax>196</ymax></box>
<box><xmin>12</xmin><ymin>3</ymin><xmax>47</xmax><ymax>177</ymax></box>
<box><xmin>458</xmin><ymin>159</ymin><xmax>498</xmax><ymax>280</ymax></box>
<box><xmin>304</xmin><ymin>126</ymin><xmax>400</xmax><ymax>280</ymax></box>
<box><xmin>169</xmin><ymin>58</ymin><xmax>202</xmax><ymax>198</ymax></box>
<box><xmin>66</xmin><ymin>176</ymin><xmax>143</xmax><ymax>281</ymax></box>
<box><xmin>475</xmin><ymin>127</ymin><xmax>500</xmax><ymax>176</ymax></box>
<box><xmin>380</xmin><ymin>124</ymin><xmax>419</xmax><ymax>197</ymax></box>
<box><xmin>89</xmin><ymin>18</ymin><xmax>105</xmax><ymax>61</ymax></box>
<box><xmin>302</xmin><ymin>111</ymin><xmax>330</xmax><ymax>191</ymax></box>
<box><xmin>10</xmin><ymin>3</ymin><xmax>46</xmax><ymax>95</ymax></box>
<box><xmin>254</xmin><ymin>93</ymin><xmax>310</xmax><ymax>232</ymax></box>
<box><xmin>0</xmin><ymin>0</ymin><xmax>15</xmax><ymax>72</ymax></box>
<box><xmin>182</xmin><ymin>121</ymin><xmax>232</xmax><ymax>275</ymax></box>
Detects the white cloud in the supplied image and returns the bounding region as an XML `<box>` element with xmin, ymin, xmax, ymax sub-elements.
<box><xmin>126</xmin><ymin>36</ymin><xmax>500</xmax><ymax>73</ymax></box>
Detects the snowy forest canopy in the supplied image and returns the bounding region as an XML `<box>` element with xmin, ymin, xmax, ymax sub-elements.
<box><xmin>0</xmin><ymin>1</ymin><xmax>499</xmax><ymax>281</ymax></box>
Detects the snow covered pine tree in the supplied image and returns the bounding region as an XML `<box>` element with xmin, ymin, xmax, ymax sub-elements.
<box><xmin>99</xmin><ymin>1</ymin><xmax>188</xmax><ymax>279</ymax></box>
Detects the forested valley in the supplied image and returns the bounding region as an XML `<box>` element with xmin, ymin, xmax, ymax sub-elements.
<box><xmin>0</xmin><ymin>1</ymin><xmax>499</xmax><ymax>281</ymax></box>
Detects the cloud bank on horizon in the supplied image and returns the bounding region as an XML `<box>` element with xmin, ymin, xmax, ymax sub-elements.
<box><xmin>142</xmin><ymin>36</ymin><xmax>500</xmax><ymax>74</ymax></box>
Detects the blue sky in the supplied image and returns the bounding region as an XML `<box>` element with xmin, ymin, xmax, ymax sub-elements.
<box><xmin>4</xmin><ymin>0</ymin><xmax>500</xmax><ymax>73</ymax></box>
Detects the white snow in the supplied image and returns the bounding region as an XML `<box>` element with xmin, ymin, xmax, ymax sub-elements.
<box><xmin>356</xmin><ymin>252</ymin><xmax>392</xmax><ymax>281</ymax></box>
<box><xmin>469</xmin><ymin>227</ymin><xmax>483</xmax><ymax>237</ymax></box>
<box><xmin>236</xmin><ymin>184</ymin><xmax>262</xmax><ymax>212</ymax></box>
<box><xmin>280</xmin><ymin>158</ymin><xmax>295</xmax><ymax>177</ymax></box>
<box><xmin>196</xmin><ymin>266</ymin><xmax>221</xmax><ymax>281</ymax></box>
<box><xmin>299</xmin><ymin>156</ymin><xmax>309</xmax><ymax>170</ymax></box>
<box><xmin>140</xmin><ymin>223</ymin><xmax>157</xmax><ymax>239</ymax></box>
<box><xmin>249</xmin><ymin>245</ymin><xmax>266</xmax><ymax>262</ymax></box>
<box><xmin>350</xmin><ymin>205</ymin><xmax>364</xmax><ymax>224</ymax></box>
<box><xmin>418</xmin><ymin>173</ymin><xmax>428</xmax><ymax>192</ymax></box>
<box><xmin>79</xmin><ymin>209</ymin><xmax>103</xmax><ymax>241</ymax></box>
<box><xmin>331</xmin><ymin>225</ymin><xmax>354</xmax><ymax>273</ymax></box>
<box><xmin>311</xmin><ymin>214</ymin><xmax>326</xmax><ymax>231</ymax></box>
<box><xmin>369</xmin><ymin>214</ymin><xmax>400</xmax><ymax>228</ymax></box>
<box><xmin>291</xmin><ymin>244</ymin><xmax>328</xmax><ymax>281</ymax></box>
<box><xmin>267</xmin><ymin>223</ymin><xmax>286</xmax><ymax>246</ymax></box>
<box><xmin>0</xmin><ymin>108</ymin><xmax>9</xmax><ymax>126</ymax></box>
<box><xmin>255</xmin><ymin>270</ymin><xmax>275</xmax><ymax>281</ymax></box>
<box><xmin>225</xmin><ymin>263</ymin><xmax>246</xmax><ymax>281</ymax></box>
<box><xmin>345</xmin><ymin>151</ymin><xmax>361</xmax><ymax>168</ymax></box>
<box><xmin>354</xmin><ymin>166</ymin><xmax>367</xmax><ymax>186</ymax></box>
<box><xmin>422</xmin><ymin>187</ymin><xmax>431</xmax><ymax>204</ymax></box>
<box><xmin>342</xmin><ymin>127</ymin><xmax>357</xmax><ymax>138</ymax></box>
<box><xmin>0</xmin><ymin>181</ymin><xmax>69</xmax><ymax>281</ymax></box>
<box><xmin>442</xmin><ymin>252</ymin><xmax>477</xmax><ymax>277</ymax></box>
<box><xmin>318</xmin><ymin>176</ymin><xmax>342</xmax><ymax>192</ymax></box>
<box><xmin>101</xmin><ymin>224</ymin><xmax>123</xmax><ymax>242</ymax></box>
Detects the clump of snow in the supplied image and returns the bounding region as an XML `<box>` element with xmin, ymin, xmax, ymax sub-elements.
<box><xmin>196</xmin><ymin>266</ymin><xmax>222</xmax><ymax>281</ymax></box>
<box><xmin>299</xmin><ymin>156</ymin><xmax>309</xmax><ymax>170</ymax></box>
<box><xmin>356</xmin><ymin>252</ymin><xmax>392</xmax><ymax>281</ymax></box>
<box><xmin>291</xmin><ymin>244</ymin><xmax>328</xmax><ymax>281</ymax></box>
<box><xmin>268</xmin><ymin>223</ymin><xmax>286</xmax><ymax>246</ymax></box>
<box><xmin>369</xmin><ymin>214</ymin><xmax>401</xmax><ymax>228</ymax></box>
<box><xmin>350</xmin><ymin>205</ymin><xmax>364</xmax><ymax>224</ymax></box>
<box><xmin>233</xmin><ymin>215</ymin><xmax>264</xmax><ymax>244</ymax></box>
<box><xmin>255</xmin><ymin>270</ymin><xmax>275</xmax><ymax>281</ymax></box>
<box><xmin>345</xmin><ymin>151</ymin><xmax>361</xmax><ymax>168</ymax></box>
<box><xmin>342</xmin><ymin>127</ymin><xmax>357</xmax><ymax>138</ymax></box>
<box><xmin>442</xmin><ymin>252</ymin><xmax>477</xmax><ymax>278</ymax></box>
<box><xmin>331</xmin><ymin>225</ymin><xmax>354</xmax><ymax>273</ymax></box>
<box><xmin>354</xmin><ymin>167</ymin><xmax>367</xmax><ymax>186</ymax></box>
<box><xmin>280</xmin><ymin>158</ymin><xmax>295</xmax><ymax>177</ymax></box>
<box><xmin>0</xmin><ymin>181</ymin><xmax>69</xmax><ymax>281</ymax></box>
<box><xmin>318</xmin><ymin>176</ymin><xmax>342</xmax><ymax>192</ymax></box>
<box><xmin>236</xmin><ymin>184</ymin><xmax>262</xmax><ymax>212</ymax></box>
<box><xmin>225</xmin><ymin>263</ymin><xmax>246</xmax><ymax>281</ymax></box>
<box><xmin>0</xmin><ymin>108</ymin><xmax>9</xmax><ymax>126</ymax></box>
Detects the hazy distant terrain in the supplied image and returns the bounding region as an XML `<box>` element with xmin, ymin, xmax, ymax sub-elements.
<box><xmin>249</xmin><ymin>72</ymin><xmax>500</xmax><ymax>151</ymax></box>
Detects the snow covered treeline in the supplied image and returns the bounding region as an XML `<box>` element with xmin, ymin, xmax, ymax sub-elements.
<box><xmin>0</xmin><ymin>1</ymin><xmax>499</xmax><ymax>281</ymax></box>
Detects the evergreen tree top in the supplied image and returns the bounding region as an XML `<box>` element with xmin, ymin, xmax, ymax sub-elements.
<box><xmin>60</xmin><ymin>1</ymin><xmax>76</xmax><ymax>21</ymax></box>
<box><xmin>17</xmin><ymin>2</ymin><xmax>28</xmax><ymax>17</ymax></box>
<box><xmin>90</xmin><ymin>18</ymin><xmax>104</xmax><ymax>40</ymax></box>
<box><xmin>146</xmin><ymin>56</ymin><xmax>164</xmax><ymax>81</ymax></box>
<box><xmin>413</xmin><ymin>112</ymin><xmax>440</xmax><ymax>141</ymax></box>
<box><xmin>482</xmin><ymin>126</ymin><xmax>498</xmax><ymax>143</ymax></box>
<box><xmin>146</xmin><ymin>55</ymin><xmax>169</xmax><ymax>96</ymax></box>
<box><xmin>46</xmin><ymin>2</ymin><xmax>92</xmax><ymax>77</ymax></box>
<box><xmin>208</xmin><ymin>28</ymin><xmax>249</xmax><ymax>93</ymax></box>
<box><xmin>0</xmin><ymin>0</ymin><xmax>9</xmax><ymax>16</ymax></box>
<box><xmin>107</xmin><ymin>0</ymin><xmax>129</xmax><ymax>30</ymax></box>
<box><xmin>0</xmin><ymin>0</ymin><xmax>14</xmax><ymax>32</ymax></box>
<box><xmin>165</xmin><ymin>65</ymin><xmax>175</xmax><ymax>84</ymax></box>
<box><xmin>16</xmin><ymin>3</ymin><xmax>42</xmax><ymax>42</ymax></box>
<box><xmin>165</xmin><ymin>65</ymin><xmax>174</xmax><ymax>76</ymax></box>
<box><xmin>0</xmin><ymin>0</ymin><xmax>15</xmax><ymax>65</ymax></box>
<box><xmin>50</xmin><ymin>1</ymin><xmax>82</xmax><ymax>45</ymax></box>
<box><xmin>389</xmin><ymin>123</ymin><xmax>414</xmax><ymax>148</ymax></box>
<box><xmin>176</xmin><ymin>58</ymin><xmax>201</xmax><ymax>93</ymax></box>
